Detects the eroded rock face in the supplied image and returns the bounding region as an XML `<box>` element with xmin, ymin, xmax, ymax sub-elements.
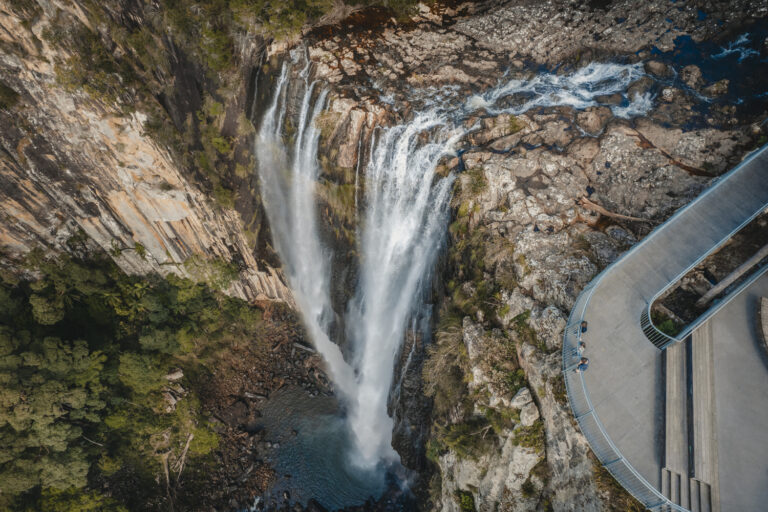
<box><xmin>437</xmin><ymin>433</ymin><xmax>543</xmax><ymax>512</ymax></box>
<box><xmin>0</xmin><ymin>5</ymin><xmax>292</xmax><ymax>303</ymax></box>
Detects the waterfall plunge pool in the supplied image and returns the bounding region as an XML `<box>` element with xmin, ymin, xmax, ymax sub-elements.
<box><xmin>252</xmin><ymin>387</ymin><xmax>411</xmax><ymax>511</ymax></box>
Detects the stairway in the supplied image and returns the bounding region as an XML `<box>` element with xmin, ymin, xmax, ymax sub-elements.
<box><xmin>661</xmin><ymin>323</ymin><xmax>720</xmax><ymax>512</ymax></box>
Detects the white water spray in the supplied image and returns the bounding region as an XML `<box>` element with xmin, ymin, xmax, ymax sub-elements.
<box><xmin>346</xmin><ymin>116</ymin><xmax>461</xmax><ymax>466</ymax></box>
<box><xmin>255</xmin><ymin>59</ymin><xmax>655</xmax><ymax>470</ymax></box>
<box><xmin>466</xmin><ymin>62</ymin><xmax>652</xmax><ymax>118</ymax></box>
<box><xmin>255</xmin><ymin>62</ymin><xmax>355</xmax><ymax>395</ymax></box>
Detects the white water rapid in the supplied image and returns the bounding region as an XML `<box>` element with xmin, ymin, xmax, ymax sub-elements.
<box><xmin>255</xmin><ymin>58</ymin><xmax>655</xmax><ymax>472</ymax></box>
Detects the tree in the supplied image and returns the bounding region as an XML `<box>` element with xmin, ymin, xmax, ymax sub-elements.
<box><xmin>28</xmin><ymin>294</ymin><xmax>65</xmax><ymax>325</ymax></box>
<box><xmin>118</xmin><ymin>353</ymin><xmax>167</xmax><ymax>395</ymax></box>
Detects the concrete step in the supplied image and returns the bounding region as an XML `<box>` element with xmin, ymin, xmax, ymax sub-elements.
<box><xmin>664</xmin><ymin>341</ymin><xmax>688</xmax><ymax>475</ymax></box>
<box><xmin>661</xmin><ymin>468</ymin><xmax>689</xmax><ymax>508</ymax></box>
<box><xmin>690</xmin><ymin>478</ymin><xmax>701</xmax><ymax>512</ymax></box>
<box><xmin>689</xmin><ymin>478</ymin><xmax>713</xmax><ymax>512</ymax></box>
<box><xmin>690</xmin><ymin>322</ymin><xmax>720</xmax><ymax>512</ymax></box>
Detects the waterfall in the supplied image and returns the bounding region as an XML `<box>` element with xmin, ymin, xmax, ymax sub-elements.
<box><xmin>346</xmin><ymin>115</ymin><xmax>460</xmax><ymax>466</ymax></box>
<box><xmin>255</xmin><ymin>62</ymin><xmax>355</xmax><ymax>395</ymax></box>
<box><xmin>255</xmin><ymin>58</ymin><xmax>656</xmax><ymax>473</ymax></box>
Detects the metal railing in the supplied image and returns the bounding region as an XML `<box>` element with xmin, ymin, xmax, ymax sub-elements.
<box><xmin>640</xmin><ymin>308</ymin><xmax>676</xmax><ymax>348</ymax></box>
<box><xmin>562</xmin><ymin>145</ymin><xmax>768</xmax><ymax>511</ymax></box>
<box><xmin>637</xmin><ymin>145</ymin><xmax>768</xmax><ymax>349</ymax></box>
<box><xmin>562</xmin><ymin>280</ymin><xmax>688</xmax><ymax>512</ymax></box>
<box><xmin>642</xmin><ymin>261</ymin><xmax>768</xmax><ymax>349</ymax></box>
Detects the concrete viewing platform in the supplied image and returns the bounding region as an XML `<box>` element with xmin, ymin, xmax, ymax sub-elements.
<box><xmin>563</xmin><ymin>145</ymin><xmax>768</xmax><ymax>511</ymax></box>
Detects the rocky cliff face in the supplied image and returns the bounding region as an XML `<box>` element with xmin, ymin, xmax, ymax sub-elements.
<box><xmin>0</xmin><ymin>1</ymin><xmax>291</xmax><ymax>302</ymax></box>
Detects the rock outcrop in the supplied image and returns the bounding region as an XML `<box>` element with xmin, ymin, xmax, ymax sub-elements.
<box><xmin>0</xmin><ymin>3</ymin><xmax>292</xmax><ymax>303</ymax></box>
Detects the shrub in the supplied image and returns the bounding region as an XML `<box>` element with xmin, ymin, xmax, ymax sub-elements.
<box><xmin>423</xmin><ymin>314</ymin><xmax>469</xmax><ymax>419</ymax></box>
<box><xmin>454</xmin><ymin>490</ymin><xmax>476</xmax><ymax>512</ymax></box>
<box><xmin>651</xmin><ymin>310</ymin><xmax>681</xmax><ymax>336</ymax></box>
<box><xmin>551</xmin><ymin>374</ymin><xmax>567</xmax><ymax>405</ymax></box>
<box><xmin>466</xmin><ymin>167</ymin><xmax>487</xmax><ymax>195</ymax></box>
<box><xmin>513</xmin><ymin>420</ymin><xmax>545</xmax><ymax>454</ymax></box>
<box><xmin>434</xmin><ymin>417</ymin><xmax>495</xmax><ymax>461</ymax></box>
<box><xmin>511</xmin><ymin>311</ymin><xmax>538</xmax><ymax>346</ymax></box>
<box><xmin>134</xmin><ymin>242</ymin><xmax>147</xmax><ymax>259</ymax></box>
<box><xmin>505</xmin><ymin>368</ymin><xmax>527</xmax><ymax>395</ymax></box>
<box><xmin>521</xmin><ymin>477</ymin><xmax>536</xmax><ymax>498</ymax></box>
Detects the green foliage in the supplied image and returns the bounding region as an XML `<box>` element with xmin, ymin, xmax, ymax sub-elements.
<box><xmin>483</xmin><ymin>406</ymin><xmax>518</xmax><ymax>435</ymax></box>
<box><xmin>465</xmin><ymin>167</ymin><xmax>488</xmax><ymax>195</ymax></box>
<box><xmin>213</xmin><ymin>183</ymin><xmax>236</xmax><ymax>208</ymax></box>
<box><xmin>0</xmin><ymin>252</ymin><xmax>264</xmax><ymax>508</ymax></box>
<box><xmin>134</xmin><ymin>242</ymin><xmax>147</xmax><ymax>259</ymax></box>
<box><xmin>0</xmin><ymin>333</ymin><xmax>105</xmax><ymax>495</ymax></box>
<box><xmin>590</xmin><ymin>452</ymin><xmax>645</xmax><ymax>511</ymax></box>
<box><xmin>507</xmin><ymin>115</ymin><xmax>524</xmax><ymax>134</ymax></box>
<box><xmin>183</xmin><ymin>255</ymin><xmax>239</xmax><ymax>290</ymax></box>
<box><xmin>422</xmin><ymin>314</ymin><xmax>469</xmax><ymax>419</ymax></box>
<box><xmin>513</xmin><ymin>420</ymin><xmax>545</xmax><ymax>453</ymax></box>
<box><xmin>510</xmin><ymin>310</ymin><xmax>547</xmax><ymax>352</ymax></box>
<box><xmin>651</xmin><ymin>310</ymin><xmax>680</xmax><ymax>336</ymax></box>
<box><xmin>454</xmin><ymin>489</ymin><xmax>476</xmax><ymax>512</ymax></box>
<box><xmin>521</xmin><ymin>477</ymin><xmax>536</xmax><ymax>498</ymax></box>
<box><xmin>36</xmin><ymin>488</ymin><xmax>128</xmax><ymax>512</ymax></box>
<box><xmin>190</xmin><ymin>425</ymin><xmax>220</xmax><ymax>456</ymax></box>
<box><xmin>47</xmin><ymin>24</ymin><xmax>138</xmax><ymax>111</ymax></box>
<box><xmin>505</xmin><ymin>368</ymin><xmax>527</xmax><ymax>395</ymax></box>
<box><xmin>433</xmin><ymin>417</ymin><xmax>495</xmax><ymax>461</ymax></box>
<box><xmin>457</xmin><ymin>201</ymin><xmax>470</xmax><ymax>219</ymax></box>
<box><xmin>118</xmin><ymin>353</ymin><xmax>167</xmax><ymax>395</ymax></box>
<box><xmin>28</xmin><ymin>294</ymin><xmax>66</xmax><ymax>325</ymax></box>
<box><xmin>97</xmin><ymin>455</ymin><xmax>122</xmax><ymax>476</ymax></box>
<box><xmin>0</xmin><ymin>80</ymin><xmax>20</xmax><ymax>109</ymax></box>
<box><xmin>551</xmin><ymin>374</ymin><xmax>567</xmax><ymax>405</ymax></box>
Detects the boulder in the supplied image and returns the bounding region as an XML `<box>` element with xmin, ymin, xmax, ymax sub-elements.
<box><xmin>510</xmin><ymin>387</ymin><xmax>533</xmax><ymax>409</ymax></box>
<box><xmin>165</xmin><ymin>368</ymin><xmax>184</xmax><ymax>381</ymax></box>
<box><xmin>576</xmin><ymin>107</ymin><xmax>613</xmax><ymax>134</ymax></box>
<box><xmin>681</xmin><ymin>64</ymin><xmax>703</xmax><ymax>89</ymax></box>
<box><xmin>520</xmin><ymin>402</ymin><xmax>541</xmax><ymax>427</ymax></box>
<box><xmin>644</xmin><ymin>60</ymin><xmax>670</xmax><ymax>77</ymax></box>
<box><xmin>704</xmin><ymin>79</ymin><xmax>729</xmax><ymax>97</ymax></box>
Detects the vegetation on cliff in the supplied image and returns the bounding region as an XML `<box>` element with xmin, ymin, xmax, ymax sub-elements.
<box><xmin>0</xmin><ymin>250</ymin><xmax>264</xmax><ymax>510</ymax></box>
<box><xmin>10</xmin><ymin>0</ymin><xmax>420</xmax><ymax>219</ymax></box>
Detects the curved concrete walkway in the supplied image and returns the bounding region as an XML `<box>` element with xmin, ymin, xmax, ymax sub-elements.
<box><xmin>564</xmin><ymin>145</ymin><xmax>768</xmax><ymax>510</ymax></box>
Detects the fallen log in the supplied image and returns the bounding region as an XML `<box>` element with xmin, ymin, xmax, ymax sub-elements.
<box><xmin>577</xmin><ymin>197</ymin><xmax>651</xmax><ymax>223</ymax></box>
<box><xmin>695</xmin><ymin>242</ymin><xmax>768</xmax><ymax>307</ymax></box>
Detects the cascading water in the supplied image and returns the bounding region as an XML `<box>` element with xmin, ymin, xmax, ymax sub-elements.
<box><xmin>345</xmin><ymin>116</ymin><xmax>461</xmax><ymax>466</ymax></box>
<box><xmin>255</xmin><ymin>62</ymin><xmax>356</xmax><ymax>396</ymax></box>
<box><xmin>254</xmin><ymin>57</ymin><xmax>657</xmax><ymax>495</ymax></box>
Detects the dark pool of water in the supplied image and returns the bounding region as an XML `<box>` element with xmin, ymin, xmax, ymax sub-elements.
<box><xmin>648</xmin><ymin>24</ymin><xmax>768</xmax><ymax>126</ymax></box>
<box><xmin>253</xmin><ymin>387</ymin><xmax>402</xmax><ymax>511</ymax></box>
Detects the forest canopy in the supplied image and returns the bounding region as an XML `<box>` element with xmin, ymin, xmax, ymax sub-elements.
<box><xmin>0</xmin><ymin>251</ymin><xmax>264</xmax><ymax>511</ymax></box>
